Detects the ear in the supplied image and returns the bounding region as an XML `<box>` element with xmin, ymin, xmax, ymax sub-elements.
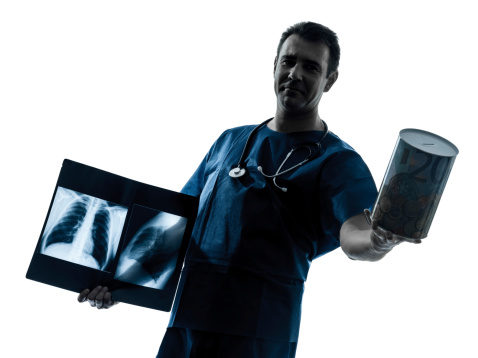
<box><xmin>324</xmin><ymin>70</ymin><xmax>338</xmax><ymax>92</ymax></box>
<box><xmin>273</xmin><ymin>57</ymin><xmax>278</xmax><ymax>76</ymax></box>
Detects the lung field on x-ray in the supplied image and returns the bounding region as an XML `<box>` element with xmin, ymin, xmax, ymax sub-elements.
<box><xmin>115</xmin><ymin>205</ymin><xmax>187</xmax><ymax>289</ymax></box>
<box><xmin>40</xmin><ymin>187</ymin><xmax>128</xmax><ymax>272</ymax></box>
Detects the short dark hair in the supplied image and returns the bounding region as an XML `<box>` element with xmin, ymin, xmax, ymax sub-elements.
<box><xmin>277</xmin><ymin>22</ymin><xmax>340</xmax><ymax>77</ymax></box>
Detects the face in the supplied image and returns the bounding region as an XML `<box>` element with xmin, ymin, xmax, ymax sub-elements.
<box><xmin>274</xmin><ymin>34</ymin><xmax>338</xmax><ymax>114</ymax></box>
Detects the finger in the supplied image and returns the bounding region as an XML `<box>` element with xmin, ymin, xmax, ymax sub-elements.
<box><xmin>371</xmin><ymin>217</ymin><xmax>379</xmax><ymax>231</ymax></box>
<box><xmin>395</xmin><ymin>234</ymin><xmax>422</xmax><ymax>244</ymax></box>
<box><xmin>385</xmin><ymin>230</ymin><xmax>393</xmax><ymax>241</ymax></box>
<box><xmin>374</xmin><ymin>225</ymin><xmax>397</xmax><ymax>242</ymax></box>
<box><xmin>103</xmin><ymin>291</ymin><xmax>117</xmax><ymax>309</ymax></box>
<box><xmin>372</xmin><ymin>225</ymin><xmax>400</xmax><ymax>250</ymax></box>
<box><xmin>366</xmin><ymin>210</ymin><xmax>380</xmax><ymax>229</ymax></box>
<box><xmin>87</xmin><ymin>286</ymin><xmax>102</xmax><ymax>307</ymax></box>
<box><xmin>95</xmin><ymin>287</ymin><xmax>109</xmax><ymax>309</ymax></box>
<box><xmin>78</xmin><ymin>288</ymin><xmax>90</xmax><ymax>303</ymax></box>
<box><xmin>372</xmin><ymin>222</ymin><xmax>422</xmax><ymax>244</ymax></box>
<box><xmin>364</xmin><ymin>209</ymin><xmax>372</xmax><ymax>225</ymax></box>
<box><xmin>105</xmin><ymin>293</ymin><xmax>119</xmax><ymax>309</ymax></box>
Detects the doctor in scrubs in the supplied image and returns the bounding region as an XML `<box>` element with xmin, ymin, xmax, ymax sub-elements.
<box><xmin>79</xmin><ymin>22</ymin><xmax>420</xmax><ymax>358</ymax></box>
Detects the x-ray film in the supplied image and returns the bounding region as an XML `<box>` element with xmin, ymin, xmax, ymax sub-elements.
<box><xmin>26</xmin><ymin>159</ymin><xmax>198</xmax><ymax>311</ymax></box>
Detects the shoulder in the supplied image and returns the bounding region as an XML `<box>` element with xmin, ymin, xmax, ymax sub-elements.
<box><xmin>324</xmin><ymin>131</ymin><xmax>357</xmax><ymax>153</ymax></box>
<box><xmin>210</xmin><ymin>124</ymin><xmax>257</xmax><ymax>151</ymax></box>
<box><xmin>217</xmin><ymin>124</ymin><xmax>256</xmax><ymax>141</ymax></box>
<box><xmin>323</xmin><ymin>131</ymin><xmax>364</xmax><ymax>161</ymax></box>
<box><xmin>321</xmin><ymin>131</ymin><xmax>372</xmax><ymax>175</ymax></box>
<box><xmin>198</xmin><ymin>124</ymin><xmax>258</xmax><ymax>165</ymax></box>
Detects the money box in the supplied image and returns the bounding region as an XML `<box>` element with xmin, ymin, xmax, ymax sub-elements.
<box><xmin>372</xmin><ymin>129</ymin><xmax>458</xmax><ymax>239</ymax></box>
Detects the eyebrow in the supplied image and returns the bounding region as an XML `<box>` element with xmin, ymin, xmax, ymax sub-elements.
<box><xmin>281</xmin><ymin>55</ymin><xmax>323</xmax><ymax>71</ymax></box>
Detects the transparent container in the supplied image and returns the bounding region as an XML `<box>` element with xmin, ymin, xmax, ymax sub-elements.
<box><xmin>372</xmin><ymin>129</ymin><xmax>459</xmax><ymax>239</ymax></box>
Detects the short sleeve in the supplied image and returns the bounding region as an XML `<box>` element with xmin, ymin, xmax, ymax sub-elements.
<box><xmin>327</xmin><ymin>150</ymin><xmax>377</xmax><ymax>224</ymax></box>
<box><xmin>317</xmin><ymin>150</ymin><xmax>377</xmax><ymax>252</ymax></box>
<box><xmin>181</xmin><ymin>155</ymin><xmax>209</xmax><ymax>197</ymax></box>
<box><xmin>180</xmin><ymin>136</ymin><xmax>221</xmax><ymax>197</ymax></box>
<box><xmin>180</xmin><ymin>126</ymin><xmax>252</xmax><ymax>198</ymax></box>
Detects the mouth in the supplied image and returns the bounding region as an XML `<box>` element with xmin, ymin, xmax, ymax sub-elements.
<box><xmin>282</xmin><ymin>87</ymin><xmax>304</xmax><ymax>97</ymax></box>
<box><xmin>281</xmin><ymin>83</ymin><xmax>304</xmax><ymax>94</ymax></box>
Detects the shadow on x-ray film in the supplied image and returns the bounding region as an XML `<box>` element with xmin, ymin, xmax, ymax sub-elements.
<box><xmin>115</xmin><ymin>205</ymin><xmax>187</xmax><ymax>290</ymax></box>
<box><xmin>40</xmin><ymin>187</ymin><xmax>128</xmax><ymax>273</ymax></box>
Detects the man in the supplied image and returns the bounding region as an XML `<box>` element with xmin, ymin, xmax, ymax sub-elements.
<box><xmin>79</xmin><ymin>22</ymin><xmax>419</xmax><ymax>357</ymax></box>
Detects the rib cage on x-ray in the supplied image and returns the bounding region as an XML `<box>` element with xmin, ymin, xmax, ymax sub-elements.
<box><xmin>45</xmin><ymin>198</ymin><xmax>111</xmax><ymax>268</ymax></box>
<box><xmin>115</xmin><ymin>208</ymin><xmax>186</xmax><ymax>289</ymax></box>
<box><xmin>41</xmin><ymin>187</ymin><xmax>128</xmax><ymax>271</ymax></box>
<box><xmin>128</xmin><ymin>226</ymin><xmax>171</xmax><ymax>276</ymax></box>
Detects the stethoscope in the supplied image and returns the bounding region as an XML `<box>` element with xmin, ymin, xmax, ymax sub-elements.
<box><xmin>228</xmin><ymin>118</ymin><xmax>329</xmax><ymax>192</ymax></box>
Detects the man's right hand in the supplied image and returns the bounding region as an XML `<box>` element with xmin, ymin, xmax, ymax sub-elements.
<box><xmin>77</xmin><ymin>286</ymin><xmax>118</xmax><ymax>309</ymax></box>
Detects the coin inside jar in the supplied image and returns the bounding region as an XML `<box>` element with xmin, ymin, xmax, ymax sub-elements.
<box><xmin>379</xmin><ymin>195</ymin><xmax>392</xmax><ymax>212</ymax></box>
<box><xmin>403</xmin><ymin>200</ymin><xmax>421</xmax><ymax>217</ymax></box>
<box><xmin>388</xmin><ymin>205</ymin><xmax>402</xmax><ymax>220</ymax></box>
<box><xmin>381</xmin><ymin>214</ymin><xmax>402</xmax><ymax>230</ymax></box>
<box><xmin>417</xmin><ymin>196</ymin><xmax>429</xmax><ymax>209</ymax></box>
<box><xmin>404</xmin><ymin>219</ymin><xmax>418</xmax><ymax>236</ymax></box>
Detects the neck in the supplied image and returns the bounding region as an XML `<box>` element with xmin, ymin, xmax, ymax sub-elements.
<box><xmin>268</xmin><ymin>109</ymin><xmax>324</xmax><ymax>133</ymax></box>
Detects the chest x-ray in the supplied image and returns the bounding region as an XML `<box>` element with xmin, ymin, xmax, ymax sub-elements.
<box><xmin>40</xmin><ymin>187</ymin><xmax>128</xmax><ymax>272</ymax></box>
<box><xmin>27</xmin><ymin>159</ymin><xmax>198</xmax><ymax>311</ymax></box>
<box><xmin>115</xmin><ymin>205</ymin><xmax>187</xmax><ymax>290</ymax></box>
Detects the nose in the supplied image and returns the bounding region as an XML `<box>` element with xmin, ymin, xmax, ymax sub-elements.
<box><xmin>288</xmin><ymin>64</ymin><xmax>302</xmax><ymax>81</ymax></box>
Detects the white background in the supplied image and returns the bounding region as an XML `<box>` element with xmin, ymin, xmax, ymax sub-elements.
<box><xmin>1</xmin><ymin>1</ymin><xmax>476</xmax><ymax>357</ymax></box>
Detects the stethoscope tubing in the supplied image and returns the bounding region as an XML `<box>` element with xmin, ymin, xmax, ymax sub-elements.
<box><xmin>229</xmin><ymin>118</ymin><xmax>329</xmax><ymax>191</ymax></box>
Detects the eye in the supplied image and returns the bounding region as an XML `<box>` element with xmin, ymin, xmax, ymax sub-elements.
<box><xmin>281</xmin><ymin>60</ymin><xmax>295</xmax><ymax>67</ymax></box>
<box><xmin>305</xmin><ymin>65</ymin><xmax>320</xmax><ymax>72</ymax></box>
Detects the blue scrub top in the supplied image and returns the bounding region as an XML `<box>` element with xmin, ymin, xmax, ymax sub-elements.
<box><xmin>168</xmin><ymin>123</ymin><xmax>377</xmax><ymax>342</ymax></box>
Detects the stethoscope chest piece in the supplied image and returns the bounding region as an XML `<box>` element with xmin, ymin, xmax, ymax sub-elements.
<box><xmin>229</xmin><ymin>167</ymin><xmax>246</xmax><ymax>178</ymax></box>
<box><xmin>228</xmin><ymin>118</ymin><xmax>329</xmax><ymax>190</ymax></box>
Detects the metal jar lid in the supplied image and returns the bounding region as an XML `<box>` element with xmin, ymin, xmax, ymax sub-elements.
<box><xmin>399</xmin><ymin>129</ymin><xmax>459</xmax><ymax>157</ymax></box>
